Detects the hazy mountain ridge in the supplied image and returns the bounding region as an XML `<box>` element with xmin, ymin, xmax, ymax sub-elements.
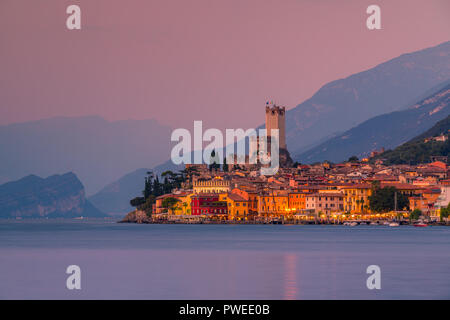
<box><xmin>296</xmin><ymin>81</ymin><xmax>450</xmax><ymax>163</ymax></box>
<box><xmin>0</xmin><ymin>116</ymin><xmax>173</xmax><ymax>195</ymax></box>
<box><xmin>410</xmin><ymin>115</ymin><xmax>450</xmax><ymax>143</ymax></box>
<box><xmin>88</xmin><ymin>168</ymin><xmax>151</xmax><ymax>214</ymax></box>
<box><xmin>88</xmin><ymin>161</ymin><xmax>184</xmax><ymax>214</ymax></box>
<box><xmin>285</xmin><ymin>41</ymin><xmax>450</xmax><ymax>155</ymax></box>
<box><xmin>0</xmin><ymin>172</ymin><xmax>105</xmax><ymax>218</ymax></box>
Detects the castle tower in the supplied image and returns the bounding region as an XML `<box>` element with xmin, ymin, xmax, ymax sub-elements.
<box><xmin>265</xmin><ymin>103</ymin><xmax>286</xmax><ymax>150</ymax></box>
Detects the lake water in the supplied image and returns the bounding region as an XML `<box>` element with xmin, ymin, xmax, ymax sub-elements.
<box><xmin>0</xmin><ymin>220</ymin><xmax>449</xmax><ymax>299</ymax></box>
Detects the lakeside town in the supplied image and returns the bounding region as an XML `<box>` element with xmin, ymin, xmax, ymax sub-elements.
<box><xmin>122</xmin><ymin>105</ymin><xmax>450</xmax><ymax>226</ymax></box>
<box><xmin>122</xmin><ymin>158</ymin><xmax>450</xmax><ymax>226</ymax></box>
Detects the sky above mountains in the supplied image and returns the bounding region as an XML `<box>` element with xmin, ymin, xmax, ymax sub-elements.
<box><xmin>1</xmin><ymin>0</ymin><xmax>449</xmax><ymax>131</ymax></box>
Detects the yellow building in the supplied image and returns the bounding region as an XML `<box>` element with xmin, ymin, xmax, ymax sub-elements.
<box><xmin>174</xmin><ymin>193</ymin><xmax>194</xmax><ymax>215</ymax></box>
<box><xmin>155</xmin><ymin>192</ymin><xmax>194</xmax><ymax>215</ymax></box>
<box><xmin>193</xmin><ymin>177</ymin><xmax>231</xmax><ymax>194</ymax></box>
<box><xmin>230</xmin><ymin>188</ymin><xmax>259</xmax><ymax>215</ymax></box>
<box><xmin>259</xmin><ymin>191</ymin><xmax>289</xmax><ymax>216</ymax></box>
<box><xmin>338</xmin><ymin>184</ymin><xmax>373</xmax><ymax>213</ymax></box>
<box><xmin>219</xmin><ymin>193</ymin><xmax>248</xmax><ymax>220</ymax></box>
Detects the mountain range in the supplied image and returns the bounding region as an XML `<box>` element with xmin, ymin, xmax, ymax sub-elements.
<box><xmin>88</xmin><ymin>168</ymin><xmax>151</xmax><ymax>215</ymax></box>
<box><xmin>296</xmin><ymin>81</ymin><xmax>450</xmax><ymax>163</ymax></box>
<box><xmin>88</xmin><ymin>160</ymin><xmax>183</xmax><ymax>214</ymax></box>
<box><xmin>0</xmin><ymin>172</ymin><xmax>105</xmax><ymax>218</ymax></box>
<box><xmin>0</xmin><ymin>116</ymin><xmax>172</xmax><ymax>195</ymax></box>
<box><xmin>285</xmin><ymin>41</ymin><xmax>450</xmax><ymax>155</ymax></box>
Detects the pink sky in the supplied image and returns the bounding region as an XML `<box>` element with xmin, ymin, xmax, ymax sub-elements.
<box><xmin>1</xmin><ymin>0</ymin><xmax>449</xmax><ymax>130</ymax></box>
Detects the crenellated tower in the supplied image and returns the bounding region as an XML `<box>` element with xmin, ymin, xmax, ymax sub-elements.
<box><xmin>265</xmin><ymin>103</ymin><xmax>286</xmax><ymax>150</ymax></box>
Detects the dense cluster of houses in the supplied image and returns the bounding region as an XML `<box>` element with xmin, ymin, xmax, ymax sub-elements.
<box><xmin>151</xmin><ymin>160</ymin><xmax>450</xmax><ymax>222</ymax></box>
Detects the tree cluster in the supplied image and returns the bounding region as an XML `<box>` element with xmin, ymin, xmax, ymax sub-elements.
<box><xmin>368</xmin><ymin>185</ymin><xmax>409</xmax><ymax>212</ymax></box>
<box><xmin>129</xmin><ymin>170</ymin><xmax>187</xmax><ymax>216</ymax></box>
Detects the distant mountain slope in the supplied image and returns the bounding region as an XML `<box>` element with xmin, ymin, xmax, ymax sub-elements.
<box><xmin>285</xmin><ymin>41</ymin><xmax>450</xmax><ymax>155</ymax></box>
<box><xmin>0</xmin><ymin>173</ymin><xmax>105</xmax><ymax>218</ymax></box>
<box><xmin>89</xmin><ymin>168</ymin><xmax>151</xmax><ymax>214</ymax></box>
<box><xmin>89</xmin><ymin>161</ymin><xmax>183</xmax><ymax>214</ymax></box>
<box><xmin>409</xmin><ymin>115</ymin><xmax>450</xmax><ymax>143</ymax></box>
<box><xmin>0</xmin><ymin>116</ymin><xmax>172</xmax><ymax>195</ymax></box>
<box><xmin>296</xmin><ymin>81</ymin><xmax>450</xmax><ymax>163</ymax></box>
<box><xmin>374</xmin><ymin>116</ymin><xmax>450</xmax><ymax>165</ymax></box>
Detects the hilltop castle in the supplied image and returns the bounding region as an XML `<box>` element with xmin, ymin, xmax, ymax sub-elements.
<box><xmin>265</xmin><ymin>102</ymin><xmax>293</xmax><ymax>167</ymax></box>
<box><xmin>265</xmin><ymin>103</ymin><xmax>287</xmax><ymax>150</ymax></box>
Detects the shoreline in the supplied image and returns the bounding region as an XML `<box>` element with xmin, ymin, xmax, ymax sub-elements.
<box><xmin>119</xmin><ymin>217</ymin><xmax>449</xmax><ymax>226</ymax></box>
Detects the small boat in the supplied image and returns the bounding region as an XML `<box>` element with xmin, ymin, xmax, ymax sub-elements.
<box><xmin>370</xmin><ymin>222</ymin><xmax>378</xmax><ymax>225</ymax></box>
<box><xmin>360</xmin><ymin>222</ymin><xmax>367</xmax><ymax>225</ymax></box>
<box><xmin>350</xmin><ymin>222</ymin><xmax>358</xmax><ymax>227</ymax></box>
<box><xmin>413</xmin><ymin>222</ymin><xmax>428</xmax><ymax>227</ymax></box>
<box><xmin>389</xmin><ymin>222</ymin><xmax>400</xmax><ymax>227</ymax></box>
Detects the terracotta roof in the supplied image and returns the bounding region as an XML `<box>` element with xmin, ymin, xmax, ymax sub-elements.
<box><xmin>156</xmin><ymin>194</ymin><xmax>178</xmax><ymax>200</ymax></box>
<box><xmin>338</xmin><ymin>183</ymin><xmax>372</xmax><ymax>189</ymax></box>
<box><xmin>307</xmin><ymin>193</ymin><xmax>344</xmax><ymax>197</ymax></box>
<box><xmin>227</xmin><ymin>193</ymin><xmax>247</xmax><ymax>202</ymax></box>
<box><xmin>192</xmin><ymin>193</ymin><xmax>221</xmax><ymax>197</ymax></box>
<box><xmin>380</xmin><ymin>183</ymin><xmax>424</xmax><ymax>190</ymax></box>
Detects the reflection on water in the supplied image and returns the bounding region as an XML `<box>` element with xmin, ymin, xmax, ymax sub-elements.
<box><xmin>0</xmin><ymin>220</ymin><xmax>449</xmax><ymax>299</ymax></box>
<box><xmin>283</xmin><ymin>254</ymin><xmax>298</xmax><ymax>300</ymax></box>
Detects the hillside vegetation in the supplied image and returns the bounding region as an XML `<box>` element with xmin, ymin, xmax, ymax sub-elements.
<box><xmin>374</xmin><ymin>116</ymin><xmax>450</xmax><ymax>165</ymax></box>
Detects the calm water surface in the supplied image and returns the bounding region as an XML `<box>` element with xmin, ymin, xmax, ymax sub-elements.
<box><xmin>0</xmin><ymin>220</ymin><xmax>449</xmax><ymax>299</ymax></box>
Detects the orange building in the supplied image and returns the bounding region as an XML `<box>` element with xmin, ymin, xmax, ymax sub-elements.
<box><xmin>288</xmin><ymin>192</ymin><xmax>307</xmax><ymax>213</ymax></box>
<box><xmin>409</xmin><ymin>187</ymin><xmax>441</xmax><ymax>217</ymax></box>
<box><xmin>259</xmin><ymin>192</ymin><xmax>289</xmax><ymax>215</ymax></box>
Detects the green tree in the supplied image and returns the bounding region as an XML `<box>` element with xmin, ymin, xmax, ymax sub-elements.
<box><xmin>129</xmin><ymin>168</ymin><xmax>190</xmax><ymax>216</ymax></box>
<box><xmin>209</xmin><ymin>149</ymin><xmax>220</xmax><ymax>172</ymax></box>
<box><xmin>292</xmin><ymin>161</ymin><xmax>301</xmax><ymax>168</ymax></box>
<box><xmin>141</xmin><ymin>195</ymin><xmax>156</xmax><ymax>217</ymax></box>
<box><xmin>440</xmin><ymin>204</ymin><xmax>450</xmax><ymax>221</ymax></box>
<box><xmin>143</xmin><ymin>171</ymin><xmax>154</xmax><ymax>199</ymax></box>
<box><xmin>369</xmin><ymin>186</ymin><xmax>409</xmax><ymax>213</ymax></box>
<box><xmin>348</xmin><ymin>155</ymin><xmax>359</xmax><ymax>163</ymax></box>
<box><xmin>410</xmin><ymin>209</ymin><xmax>422</xmax><ymax>221</ymax></box>
<box><xmin>223</xmin><ymin>157</ymin><xmax>228</xmax><ymax>172</ymax></box>
<box><xmin>130</xmin><ymin>197</ymin><xmax>145</xmax><ymax>207</ymax></box>
<box><xmin>162</xmin><ymin>197</ymin><xmax>180</xmax><ymax>214</ymax></box>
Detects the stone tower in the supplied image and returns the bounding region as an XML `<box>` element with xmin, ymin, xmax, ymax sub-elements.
<box><xmin>265</xmin><ymin>103</ymin><xmax>286</xmax><ymax>150</ymax></box>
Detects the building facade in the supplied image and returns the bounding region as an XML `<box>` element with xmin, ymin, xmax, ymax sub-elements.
<box><xmin>193</xmin><ymin>178</ymin><xmax>231</xmax><ymax>194</ymax></box>
<box><xmin>191</xmin><ymin>193</ymin><xmax>228</xmax><ymax>216</ymax></box>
